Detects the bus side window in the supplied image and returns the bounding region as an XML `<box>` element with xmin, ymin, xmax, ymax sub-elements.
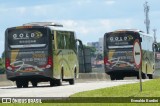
<box><xmin>64</xmin><ymin>35</ymin><xmax>66</xmax><ymax>48</ymax></box>
<box><xmin>153</xmin><ymin>43</ymin><xmax>159</xmax><ymax>52</ymax></box>
<box><xmin>64</xmin><ymin>32</ymin><xmax>69</xmax><ymax>49</ymax></box>
<box><xmin>57</xmin><ymin>31</ymin><xmax>65</xmax><ymax>49</ymax></box>
<box><xmin>70</xmin><ymin>33</ymin><xmax>76</xmax><ymax>51</ymax></box>
<box><xmin>139</xmin><ymin>37</ymin><xmax>142</xmax><ymax>42</ymax></box>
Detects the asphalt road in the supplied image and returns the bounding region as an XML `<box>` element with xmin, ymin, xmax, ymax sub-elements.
<box><xmin>0</xmin><ymin>80</ymin><xmax>140</xmax><ymax>98</ymax></box>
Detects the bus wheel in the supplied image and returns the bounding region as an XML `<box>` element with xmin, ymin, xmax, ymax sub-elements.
<box><xmin>110</xmin><ymin>74</ymin><xmax>116</xmax><ymax>80</ymax></box>
<box><xmin>16</xmin><ymin>80</ymin><xmax>23</xmax><ymax>88</ymax></box>
<box><xmin>50</xmin><ymin>80</ymin><xmax>56</xmax><ymax>87</ymax></box>
<box><xmin>137</xmin><ymin>73</ymin><xmax>147</xmax><ymax>79</ymax></box>
<box><xmin>147</xmin><ymin>74</ymin><xmax>153</xmax><ymax>79</ymax></box>
<box><xmin>69</xmin><ymin>79</ymin><xmax>75</xmax><ymax>85</ymax></box>
<box><xmin>56</xmin><ymin>73</ymin><xmax>63</xmax><ymax>86</ymax></box>
<box><xmin>31</xmin><ymin>81</ymin><xmax>38</xmax><ymax>87</ymax></box>
<box><xmin>142</xmin><ymin>73</ymin><xmax>146</xmax><ymax>79</ymax></box>
<box><xmin>69</xmin><ymin>72</ymin><xmax>76</xmax><ymax>85</ymax></box>
<box><xmin>56</xmin><ymin>79</ymin><xmax>62</xmax><ymax>86</ymax></box>
<box><xmin>23</xmin><ymin>80</ymin><xmax>29</xmax><ymax>88</ymax></box>
<box><xmin>116</xmin><ymin>76</ymin><xmax>124</xmax><ymax>80</ymax></box>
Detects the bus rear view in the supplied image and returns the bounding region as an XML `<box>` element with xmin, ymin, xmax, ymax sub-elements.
<box><xmin>5</xmin><ymin>26</ymin><xmax>52</xmax><ymax>87</ymax></box>
<box><xmin>104</xmin><ymin>30</ymin><xmax>141</xmax><ymax>80</ymax></box>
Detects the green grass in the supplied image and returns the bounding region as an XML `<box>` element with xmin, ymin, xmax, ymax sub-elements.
<box><xmin>0</xmin><ymin>103</ymin><xmax>160</xmax><ymax>106</ymax></box>
<box><xmin>71</xmin><ymin>79</ymin><xmax>160</xmax><ymax>97</ymax></box>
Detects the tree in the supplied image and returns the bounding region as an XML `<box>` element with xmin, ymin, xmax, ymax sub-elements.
<box><xmin>0</xmin><ymin>51</ymin><xmax>5</xmax><ymax>74</ymax></box>
<box><xmin>0</xmin><ymin>58</ymin><xmax>5</xmax><ymax>74</ymax></box>
<box><xmin>96</xmin><ymin>53</ymin><xmax>103</xmax><ymax>60</ymax></box>
<box><xmin>1</xmin><ymin>51</ymin><xmax>5</xmax><ymax>59</ymax></box>
<box><xmin>83</xmin><ymin>45</ymin><xmax>96</xmax><ymax>57</ymax></box>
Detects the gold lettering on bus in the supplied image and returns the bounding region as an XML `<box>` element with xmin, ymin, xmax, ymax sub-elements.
<box><xmin>32</xmin><ymin>54</ymin><xmax>45</xmax><ymax>58</ymax></box>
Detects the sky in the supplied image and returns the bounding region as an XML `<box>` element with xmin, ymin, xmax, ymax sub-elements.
<box><xmin>0</xmin><ymin>0</ymin><xmax>160</xmax><ymax>55</ymax></box>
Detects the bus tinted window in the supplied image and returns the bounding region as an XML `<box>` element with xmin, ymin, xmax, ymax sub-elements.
<box><xmin>8</xmin><ymin>28</ymin><xmax>47</xmax><ymax>48</ymax></box>
<box><xmin>56</xmin><ymin>31</ymin><xmax>75</xmax><ymax>49</ymax></box>
<box><xmin>70</xmin><ymin>33</ymin><xmax>76</xmax><ymax>50</ymax></box>
<box><xmin>57</xmin><ymin>31</ymin><xmax>65</xmax><ymax>49</ymax></box>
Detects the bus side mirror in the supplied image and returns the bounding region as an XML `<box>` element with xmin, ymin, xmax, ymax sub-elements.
<box><xmin>153</xmin><ymin>43</ymin><xmax>158</xmax><ymax>52</ymax></box>
<box><xmin>139</xmin><ymin>37</ymin><xmax>142</xmax><ymax>42</ymax></box>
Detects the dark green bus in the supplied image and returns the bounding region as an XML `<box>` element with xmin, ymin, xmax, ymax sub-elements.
<box><xmin>5</xmin><ymin>22</ymin><xmax>79</xmax><ymax>88</ymax></box>
<box><xmin>104</xmin><ymin>29</ymin><xmax>154</xmax><ymax>80</ymax></box>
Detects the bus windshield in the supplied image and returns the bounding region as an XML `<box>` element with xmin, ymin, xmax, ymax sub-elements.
<box><xmin>106</xmin><ymin>32</ymin><xmax>136</xmax><ymax>49</ymax></box>
<box><xmin>8</xmin><ymin>28</ymin><xmax>47</xmax><ymax>49</ymax></box>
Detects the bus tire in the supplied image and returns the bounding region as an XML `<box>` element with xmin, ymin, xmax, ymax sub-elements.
<box><xmin>116</xmin><ymin>76</ymin><xmax>124</xmax><ymax>80</ymax></box>
<box><xmin>116</xmin><ymin>73</ymin><xmax>124</xmax><ymax>80</ymax></box>
<box><xmin>16</xmin><ymin>80</ymin><xmax>23</xmax><ymax>88</ymax></box>
<box><xmin>142</xmin><ymin>73</ymin><xmax>146</xmax><ymax>79</ymax></box>
<box><xmin>50</xmin><ymin>80</ymin><xmax>55</xmax><ymax>87</ymax></box>
<box><xmin>69</xmin><ymin>70</ymin><xmax>76</xmax><ymax>85</ymax></box>
<box><xmin>69</xmin><ymin>79</ymin><xmax>75</xmax><ymax>85</ymax></box>
<box><xmin>31</xmin><ymin>81</ymin><xmax>38</xmax><ymax>87</ymax></box>
<box><xmin>23</xmin><ymin>80</ymin><xmax>29</xmax><ymax>88</ymax></box>
<box><xmin>137</xmin><ymin>73</ymin><xmax>147</xmax><ymax>79</ymax></box>
<box><xmin>110</xmin><ymin>74</ymin><xmax>116</xmax><ymax>80</ymax></box>
<box><xmin>56</xmin><ymin>79</ymin><xmax>62</xmax><ymax>86</ymax></box>
<box><xmin>56</xmin><ymin>72</ymin><xmax>63</xmax><ymax>86</ymax></box>
<box><xmin>148</xmin><ymin>74</ymin><xmax>153</xmax><ymax>79</ymax></box>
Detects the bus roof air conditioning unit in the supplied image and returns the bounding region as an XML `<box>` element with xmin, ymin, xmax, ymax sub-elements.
<box><xmin>23</xmin><ymin>22</ymin><xmax>63</xmax><ymax>27</ymax></box>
